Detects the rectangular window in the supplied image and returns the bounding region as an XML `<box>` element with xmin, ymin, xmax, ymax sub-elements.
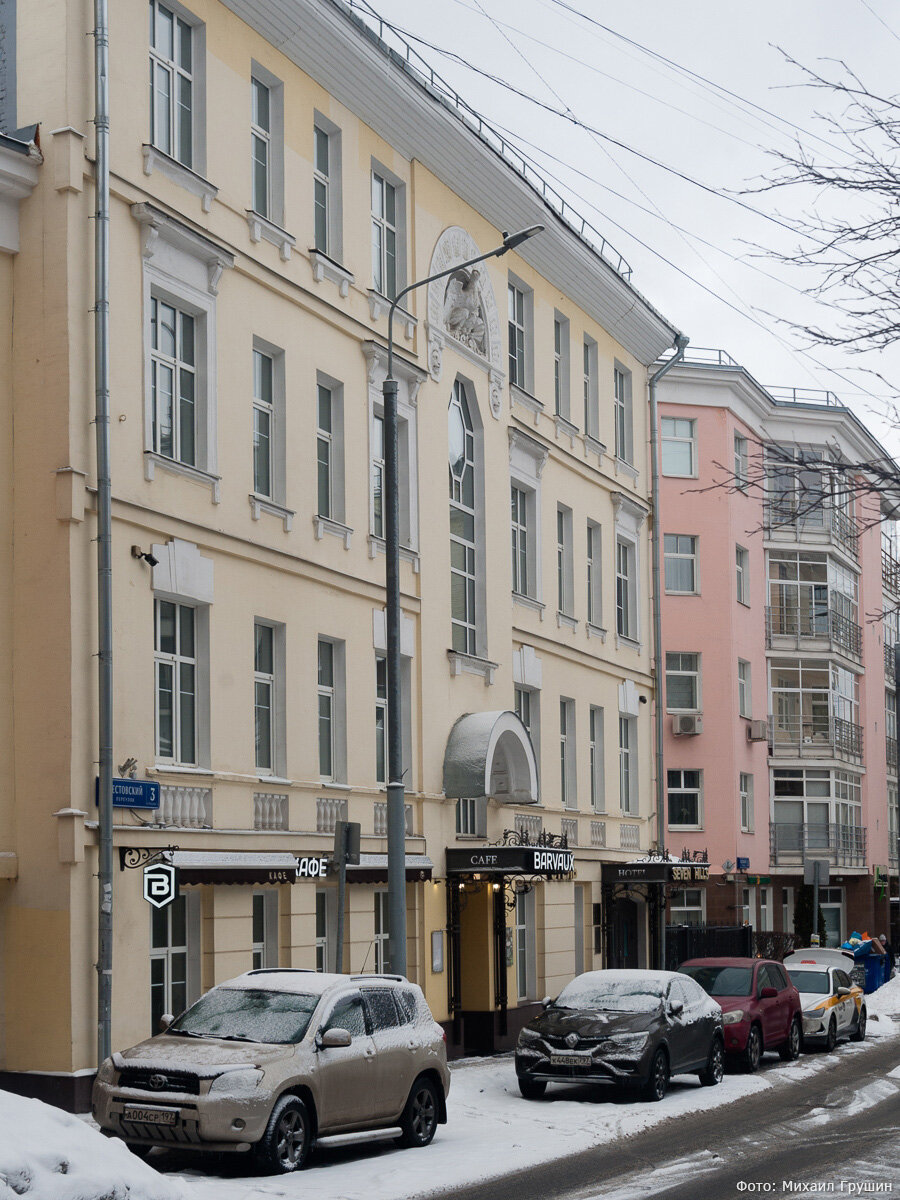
<box><xmin>315</xmin><ymin>889</ymin><xmax>330</xmax><ymax>972</ymax></box>
<box><xmin>589</xmin><ymin>706</ymin><xmax>604</xmax><ymax>812</ymax></box>
<box><xmin>456</xmin><ymin>796</ymin><xmax>487</xmax><ymax>837</ymax></box>
<box><xmin>151</xmin><ymin>297</ymin><xmax>196</xmax><ymax>467</ymax></box>
<box><xmin>557</xmin><ymin>506</ymin><xmax>574</xmax><ymax>616</ymax></box>
<box><xmin>155</xmin><ymin>599</ymin><xmax>196</xmax><ymax>764</ymax></box>
<box><xmin>317</xmin><ymin>384</ymin><xmax>333</xmax><ymax>519</ymax></box>
<box><xmin>149</xmin><ymin>0</ymin><xmax>194</xmax><ymax>168</ymax></box>
<box><xmin>587</xmin><ymin>522</ymin><xmax>602</xmax><ymax>626</ymax></box>
<box><xmin>668</xmin><ymin>769</ymin><xmax>702</xmax><ymax>828</ymax></box>
<box><xmin>375</xmin><ymin>656</ymin><xmax>387</xmax><ymax>785</ymax></box>
<box><xmin>616</xmin><ymin>538</ymin><xmax>637</xmax><ymax>640</ymax></box>
<box><xmin>371</xmin><ymin>171</ymin><xmax>398</xmax><ymax>299</ymax></box>
<box><xmin>738</xmin><ymin>659</ymin><xmax>752</xmax><ymax>718</ymax></box>
<box><xmin>515</xmin><ymin>686</ymin><xmax>540</xmax><ymax>768</ymax></box>
<box><xmin>614</xmin><ymin>365</ymin><xmax>633</xmax><ymax>464</ymax></box>
<box><xmin>252</xmin><ymin>890</ymin><xmax>278</xmax><ymax>970</ymax></box>
<box><xmin>250</xmin><ymin>76</ymin><xmax>270</xmax><ymax>218</ymax></box>
<box><xmin>254</xmin><ymin>622</ymin><xmax>274</xmax><ymax>773</ymax></box>
<box><xmin>740</xmin><ymin>772</ymin><xmax>754</xmax><ymax>832</ymax></box>
<box><xmin>583</xmin><ymin>336</ymin><xmax>599</xmax><ymax>440</ymax></box>
<box><xmin>619</xmin><ymin>716</ymin><xmax>637</xmax><ymax>814</ymax></box>
<box><xmin>508</xmin><ymin>282</ymin><xmax>527</xmax><ymax>388</ymax></box>
<box><xmin>374</xmin><ymin>890</ymin><xmax>391</xmax><ymax>973</ymax></box>
<box><xmin>150</xmin><ymin>893</ymin><xmax>188</xmax><ymax>1034</ymax></box>
<box><xmin>371</xmin><ymin>413</ymin><xmax>385</xmax><ymax>539</ymax></box>
<box><xmin>515</xmin><ymin>889</ymin><xmax>536</xmax><ymax>1001</ymax></box>
<box><xmin>661</xmin><ymin>416</ymin><xmax>697</xmax><ymax>476</ymax></box>
<box><xmin>736</xmin><ymin>545</ymin><xmax>750</xmax><ymax>605</ymax></box>
<box><xmin>759</xmin><ymin>886</ymin><xmax>773</xmax><ymax>932</ymax></box>
<box><xmin>252</xmin><ymin>348</ymin><xmax>273</xmax><ymax>498</ymax></box>
<box><xmin>666</xmin><ymin>652</ymin><xmax>700</xmax><ymax>711</ymax></box>
<box><xmin>553</xmin><ymin>313</ymin><xmax>570</xmax><ymax>419</ymax></box>
<box><xmin>669</xmin><ymin>887</ymin><xmax>704</xmax><ymax>926</ymax></box>
<box><xmin>511</xmin><ymin>485</ymin><xmax>529</xmax><ymax>596</ymax></box>
<box><xmin>735</xmin><ymin>433</ymin><xmax>749</xmax><ymax>490</ymax></box>
<box><xmin>314</xmin><ymin>124</ymin><xmax>330</xmax><ymax>253</ymax></box>
<box><xmin>560</xmin><ymin>698</ymin><xmax>576</xmax><ymax>809</ymax></box>
<box><xmin>318</xmin><ymin>639</ymin><xmax>334</xmax><ymax>780</ymax></box>
<box><xmin>663</xmin><ymin>534</ymin><xmax>697</xmax><ymax>594</ymax></box>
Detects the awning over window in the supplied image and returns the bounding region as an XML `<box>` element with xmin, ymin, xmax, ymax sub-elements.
<box><xmin>443</xmin><ymin>710</ymin><xmax>539</xmax><ymax>804</ymax></box>
<box><xmin>345</xmin><ymin>853</ymin><xmax>434</xmax><ymax>884</ymax></box>
<box><xmin>165</xmin><ymin>850</ymin><xmax>299</xmax><ymax>886</ymax></box>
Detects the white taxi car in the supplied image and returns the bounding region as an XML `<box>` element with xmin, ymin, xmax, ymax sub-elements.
<box><xmin>784</xmin><ymin>957</ymin><xmax>866</xmax><ymax>1050</ymax></box>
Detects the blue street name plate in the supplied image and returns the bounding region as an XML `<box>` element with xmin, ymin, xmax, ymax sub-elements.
<box><xmin>736</xmin><ymin>856</ymin><xmax>750</xmax><ymax>871</ymax></box>
<box><xmin>95</xmin><ymin>777</ymin><xmax>161</xmax><ymax>810</ymax></box>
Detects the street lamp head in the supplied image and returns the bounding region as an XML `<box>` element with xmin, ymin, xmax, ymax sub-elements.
<box><xmin>499</xmin><ymin>224</ymin><xmax>544</xmax><ymax>254</ymax></box>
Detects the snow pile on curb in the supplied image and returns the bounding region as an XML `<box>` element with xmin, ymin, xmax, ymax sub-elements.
<box><xmin>866</xmin><ymin>971</ymin><xmax>900</xmax><ymax>1024</ymax></box>
<box><xmin>0</xmin><ymin>1091</ymin><xmax>185</xmax><ymax>1200</ymax></box>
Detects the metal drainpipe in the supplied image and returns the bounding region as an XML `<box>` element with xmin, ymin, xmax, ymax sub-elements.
<box><xmin>648</xmin><ymin>333</ymin><xmax>689</xmax><ymax>969</ymax></box>
<box><xmin>94</xmin><ymin>0</ymin><xmax>114</xmax><ymax>1064</ymax></box>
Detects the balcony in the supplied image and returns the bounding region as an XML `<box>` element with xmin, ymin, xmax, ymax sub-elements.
<box><xmin>765</xmin><ymin>604</ymin><xmax>862</xmax><ymax>662</ymax></box>
<box><xmin>770</xmin><ymin>821</ymin><xmax>867</xmax><ymax>869</ymax></box>
<box><xmin>884</xmin><ymin>547</ymin><xmax>900</xmax><ymax>595</ymax></box>
<box><xmin>765</xmin><ymin>501</ymin><xmax>859</xmax><ymax>560</ymax></box>
<box><xmin>886</xmin><ymin>642</ymin><xmax>897</xmax><ymax>681</ymax></box>
<box><xmin>768</xmin><ymin>714</ymin><xmax>863</xmax><ymax>762</ymax></box>
<box><xmin>888</xmin><ymin>736</ymin><xmax>898</xmax><ymax>775</ymax></box>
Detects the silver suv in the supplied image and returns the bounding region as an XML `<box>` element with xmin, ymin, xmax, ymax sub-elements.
<box><xmin>92</xmin><ymin>969</ymin><xmax>450</xmax><ymax>1174</ymax></box>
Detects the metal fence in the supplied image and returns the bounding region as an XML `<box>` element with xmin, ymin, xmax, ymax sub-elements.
<box><xmin>665</xmin><ymin>924</ymin><xmax>753</xmax><ymax>970</ymax></box>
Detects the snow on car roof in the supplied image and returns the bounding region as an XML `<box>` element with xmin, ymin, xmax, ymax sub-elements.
<box><xmin>568</xmin><ymin>969</ymin><xmax>682</xmax><ymax>985</ymax></box>
<box><xmin>216</xmin><ymin>970</ymin><xmax>413</xmax><ymax>996</ymax></box>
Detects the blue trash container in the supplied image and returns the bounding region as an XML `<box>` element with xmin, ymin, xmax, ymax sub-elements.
<box><xmin>862</xmin><ymin>953</ymin><xmax>886</xmax><ymax>993</ymax></box>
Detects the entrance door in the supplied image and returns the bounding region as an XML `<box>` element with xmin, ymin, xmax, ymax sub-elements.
<box><xmin>610</xmin><ymin>898</ymin><xmax>639</xmax><ymax>968</ymax></box>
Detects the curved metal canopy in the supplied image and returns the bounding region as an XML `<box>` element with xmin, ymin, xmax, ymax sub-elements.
<box><xmin>443</xmin><ymin>710</ymin><xmax>539</xmax><ymax>804</ymax></box>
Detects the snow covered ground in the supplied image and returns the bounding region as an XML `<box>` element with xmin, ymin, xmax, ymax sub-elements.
<box><xmin>4</xmin><ymin>977</ymin><xmax>900</xmax><ymax>1200</ymax></box>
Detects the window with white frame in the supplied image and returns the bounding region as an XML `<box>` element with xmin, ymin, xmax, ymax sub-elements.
<box><xmin>583</xmin><ymin>336</ymin><xmax>599</xmax><ymax>440</ymax></box>
<box><xmin>316</xmin><ymin>889</ymin><xmax>330</xmax><ymax>971</ymax></box>
<box><xmin>375</xmin><ymin>655</ymin><xmax>387</xmax><ymax>785</ymax></box>
<box><xmin>738</xmin><ymin>659</ymin><xmax>752</xmax><ymax>718</ymax></box>
<box><xmin>515</xmin><ymin>888</ymin><xmax>537</xmax><ymax>1001</ymax></box>
<box><xmin>151</xmin><ymin>298</ymin><xmax>197</xmax><ymax>467</ymax></box>
<box><xmin>666</xmin><ymin>652</ymin><xmax>700</xmax><ymax>712</ymax></box>
<box><xmin>313</xmin><ymin>116</ymin><xmax>343</xmax><ymax>259</ymax></box>
<box><xmin>449</xmin><ymin>379</ymin><xmax>483</xmax><ymax>655</ymax></box>
<box><xmin>149</xmin><ymin>0</ymin><xmax>197</xmax><ymax>169</ymax></box>
<box><xmin>252</xmin><ymin>347</ymin><xmax>274</xmax><ymax>499</ymax></box>
<box><xmin>372</xmin><ymin>412</ymin><xmax>385</xmax><ymax>539</ymax></box>
<box><xmin>252</xmin><ymin>890</ymin><xmax>278</xmax><ymax>970</ymax></box>
<box><xmin>155</xmin><ymin>600</ymin><xmax>197</xmax><ymax>765</ymax></box>
<box><xmin>668</xmin><ymin>769</ymin><xmax>702</xmax><ymax>828</ymax></box>
<box><xmin>560</xmin><ymin>698</ymin><xmax>576</xmax><ymax>809</ymax></box>
<box><xmin>669</xmin><ymin>887</ymin><xmax>704</xmax><ymax>926</ymax></box>
<box><xmin>374</xmin><ymin>890</ymin><xmax>391</xmax><ymax>973</ymax></box>
<box><xmin>782</xmin><ymin>886</ymin><xmax>794</xmax><ymax>933</ymax></box>
<box><xmin>619</xmin><ymin>715</ymin><xmax>637</xmax><ymax>814</ymax></box>
<box><xmin>371</xmin><ymin>168</ymin><xmax>402</xmax><ymax>300</ymax></box>
<box><xmin>317</xmin><ymin>383</ymin><xmax>334</xmax><ymax>519</ymax></box>
<box><xmin>150</xmin><ymin>893</ymin><xmax>189</xmax><ymax>1034</ymax></box>
<box><xmin>664</xmin><ymin>534</ymin><xmax>698</xmax><ymax>594</ymax></box>
<box><xmin>366</xmin><ymin>350</ymin><xmax>419</xmax><ymax>555</ymax></box>
<box><xmin>616</xmin><ymin>537</ymin><xmax>636</xmax><ymax>640</ymax></box>
<box><xmin>254</xmin><ymin>622</ymin><xmax>275</xmax><ymax>773</ymax></box>
<box><xmin>455</xmin><ymin>796</ymin><xmax>487</xmax><ymax>837</ymax></box>
<box><xmin>740</xmin><ymin>772</ymin><xmax>754</xmax><ymax>832</ymax></box>
<box><xmin>614</xmin><ymin>364</ymin><xmax>633</xmax><ymax>464</ymax></box>
<box><xmin>736</xmin><ymin>545</ymin><xmax>750</xmax><ymax>605</ymax></box>
<box><xmin>250</xmin><ymin>76</ymin><xmax>271</xmax><ymax>219</ymax></box>
<box><xmin>515</xmin><ymin>685</ymin><xmax>540</xmax><ymax>768</ymax></box>
<box><xmin>317</xmin><ymin>638</ymin><xmax>345</xmax><ymax>782</ymax></box>
<box><xmin>738</xmin><ymin>886</ymin><xmax>754</xmax><ymax>926</ymax></box>
<box><xmin>316</xmin><ymin>377</ymin><xmax>345</xmax><ymax>523</ymax></box>
<box><xmin>759</xmin><ymin>885</ymin><xmax>773</xmax><ymax>932</ymax></box>
<box><xmin>509</xmin><ymin>430</ymin><xmax>546</xmax><ymax>604</ymax></box>
<box><xmin>734</xmin><ymin>432</ymin><xmax>749</xmax><ymax>490</ymax></box>
<box><xmin>661</xmin><ymin>417</ymin><xmax>697</xmax><ymax>477</ymax></box>
<box><xmin>889</xmin><ymin>783</ymin><xmax>898</xmax><ymax>864</ymax></box>
<box><xmin>511</xmin><ymin>485</ymin><xmax>529</xmax><ymax>597</ymax></box>
<box><xmin>557</xmin><ymin>505</ymin><xmax>574</xmax><ymax>616</ymax></box>
<box><xmin>590</xmin><ymin>705</ymin><xmax>604</xmax><ymax>812</ymax></box>
<box><xmin>508</xmin><ymin>281</ymin><xmax>528</xmax><ymax>388</ymax></box>
<box><xmin>553</xmin><ymin>313</ymin><xmax>570</xmax><ymax>419</ymax></box>
<box><xmin>587</xmin><ymin>522</ymin><xmax>602</xmax><ymax>626</ymax></box>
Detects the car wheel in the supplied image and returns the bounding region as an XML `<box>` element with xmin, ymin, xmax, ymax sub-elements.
<box><xmin>851</xmin><ymin>1007</ymin><xmax>867</xmax><ymax>1043</ymax></box>
<box><xmin>642</xmin><ymin>1048</ymin><xmax>669</xmax><ymax>1102</ymax></box>
<box><xmin>824</xmin><ymin>1017</ymin><xmax>837</xmax><ymax>1053</ymax></box>
<box><xmin>742</xmin><ymin>1024</ymin><xmax>762</xmax><ymax>1073</ymax></box>
<box><xmin>254</xmin><ymin>1096</ymin><xmax>311</xmax><ymax>1175</ymax></box>
<box><xmin>699</xmin><ymin>1036</ymin><xmax>724</xmax><ymax>1086</ymax></box>
<box><xmin>518</xmin><ymin>1077</ymin><xmax>547</xmax><ymax>1100</ymax></box>
<box><xmin>125</xmin><ymin>1143</ymin><xmax>153</xmax><ymax>1161</ymax></box>
<box><xmin>396</xmin><ymin>1076</ymin><xmax>440</xmax><ymax>1148</ymax></box>
<box><xmin>778</xmin><ymin>1018</ymin><xmax>802</xmax><ymax>1062</ymax></box>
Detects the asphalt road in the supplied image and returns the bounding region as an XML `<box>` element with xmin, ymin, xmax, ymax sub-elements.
<box><xmin>428</xmin><ymin>1033</ymin><xmax>900</xmax><ymax>1200</ymax></box>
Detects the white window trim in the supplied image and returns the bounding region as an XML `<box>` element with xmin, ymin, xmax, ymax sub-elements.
<box><xmin>734</xmin><ymin>432</ymin><xmax>749</xmax><ymax>491</ymax></box>
<box><xmin>370</xmin><ymin>159</ymin><xmax>406</xmax><ymax>302</ymax></box>
<box><xmin>668</xmin><ymin>768</ymin><xmax>703</xmax><ymax>830</ymax></box>
<box><xmin>254</xmin><ymin>619</ymin><xmax>286</xmax><ymax>778</ymax></box>
<box><xmin>318</xmin><ymin>637</ymin><xmax>347</xmax><ymax>784</ymax></box>
<box><xmin>738</xmin><ymin>659</ymin><xmax>752</xmax><ymax>719</ymax></box>
<box><xmin>509</xmin><ymin>429</ymin><xmax>547</xmax><ymax>606</ymax></box>
<box><xmin>508</xmin><ymin>272</ymin><xmax>534</xmax><ymax>394</ymax></box>
<box><xmin>252</xmin><ymin>889</ymin><xmax>279</xmax><ymax>969</ymax></box>
<box><xmin>618</xmin><ymin>714</ymin><xmax>638</xmax><ymax>815</ymax></box>
<box><xmin>148</xmin><ymin>0</ymin><xmax>206</xmax><ymax>175</ymax></box>
<box><xmin>613</xmin><ymin>493</ymin><xmax>646</xmax><ymax>650</ymax></box>
<box><xmin>448</xmin><ymin>375</ymin><xmax>487</xmax><ymax>660</ymax></box>
<box><xmin>553</xmin><ymin>311</ymin><xmax>570</xmax><ymax>421</ymax></box>
<box><xmin>736</xmin><ymin>545</ymin><xmax>750</xmax><ymax>606</ymax></box>
<box><xmin>315</xmin><ymin>371</ymin><xmax>346</xmax><ymax>526</ymax></box>
<box><xmin>557</xmin><ymin>504</ymin><xmax>574</xmax><ymax>619</ymax></box>
<box><xmin>312</xmin><ymin>112</ymin><xmax>344</xmax><ymax>265</ymax></box>
<box><xmin>740</xmin><ymin>772</ymin><xmax>754</xmax><ymax>833</ymax></box>
<box><xmin>661</xmin><ymin>416</ymin><xmax>698</xmax><ymax>478</ymax></box>
<box><xmin>587</xmin><ymin>520</ymin><xmax>603</xmax><ymax>632</ymax></box>
<box><xmin>666</xmin><ymin>652</ymin><xmax>701</xmax><ymax>714</ymax></box>
<box><xmin>614</xmin><ymin>361</ymin><xmax>634</xmax><ymax>466</ymax></box>
<box><xmin>250</xmin><ymin>335</ymin><xmax>286</xmax><ymax>510</ymax></box>
<box><xmin>590</xmin><ymin>705</ymin><xmax>605</xmax><ymax>813</ymax></box>
<box><xmin>363</xmin><ymin>342</ymin><xmax>423</xmax><ymax>563</ymax></box>
<box><xmin>249</xmin><ymin>62</ymin><xmax>284</xmax><ymax>227</ymax></box>
<box><xmin>583</xmin><ymin>336</ymin><xmax>600</xmax><ymax>442</ymax></box>
<box><xmin>664</xmin><ymin>533</ymin><xmax>699</xmax><ymax>595</ymax></box>
<box><xmin>560</xmin><ymin>697</ymin><xmax>577</xmax><ymax>810</ymax></box>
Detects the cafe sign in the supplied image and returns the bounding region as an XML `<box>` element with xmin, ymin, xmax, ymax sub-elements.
<box><xmin>446</xmin><ymin>846</ymin><xmax>574</xmax><ymax>877</ymax></box>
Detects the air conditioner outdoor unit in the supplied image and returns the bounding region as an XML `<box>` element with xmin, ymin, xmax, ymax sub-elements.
<box><xmin>747</xmin><ymin>720</ymin><xmax>768</xmax><ymax>742</ymax></box>
<box><xmin>673</xmin><ymin>713</ymin><xmax>702</xmax><ymax>736</ymax></box>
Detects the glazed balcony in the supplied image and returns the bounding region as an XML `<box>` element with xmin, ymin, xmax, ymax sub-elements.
<box><xmin>770</xmin><ymin>821</ymin><xmax>867</xmax><ymax>869</ymax></box>
<box><xmin>768</xmin><ymin>714</ymin><xmax>863</xmax><ymax>762</ymax></box>
<box><xmin>765</xmin><ymin>604</ymin><xmax>862</xmax><ymax>663</ymax></box>
<box><xmin>884</xmin><ymin>547</ymin><xmax>900</xmax><ymax>595</ymax></box>
<box><xmin>765</xmin><ymin>500</ymin><xmax>859</xmax><ymax>561</ymax></box>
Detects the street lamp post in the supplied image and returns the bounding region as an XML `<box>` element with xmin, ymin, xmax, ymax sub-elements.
<box><xmin>382</xmin><ymin>224</ymin><xmax>543</xmax><ymax>977</ymax></box>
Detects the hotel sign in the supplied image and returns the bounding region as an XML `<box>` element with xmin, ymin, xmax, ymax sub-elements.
<box><xmin>602</xmin><ymin>861</ymin><xmax>710</xmax><ymax>885</ymax></box>
<box><xmin>446</xmin><ymin>847</ymin><xmax>574</xmax><ymax>877</ymax></box>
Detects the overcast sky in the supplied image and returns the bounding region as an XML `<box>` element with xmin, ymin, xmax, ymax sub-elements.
<box><xmin>359</xmin><ymin>0</ymin><xmax>900</xmax><ymax>450</ymax></box>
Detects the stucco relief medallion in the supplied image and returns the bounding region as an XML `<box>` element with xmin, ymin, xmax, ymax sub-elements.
<box><xmin>427</xmin><ymin>227</ymin><xmax>505</xmax><ymax>418</ymax></box>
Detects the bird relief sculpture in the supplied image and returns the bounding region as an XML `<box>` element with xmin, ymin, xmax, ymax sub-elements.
<box><xmin>443</xmin><ymin>268</ymin><xmax>487</xmax><ymax>357</ymax></box>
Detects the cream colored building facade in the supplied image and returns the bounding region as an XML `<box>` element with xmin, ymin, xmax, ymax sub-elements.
<box><xmin>0</xmin><ymin>0</ymin><xmax>680</xmax><ymax>1106</ymax></box>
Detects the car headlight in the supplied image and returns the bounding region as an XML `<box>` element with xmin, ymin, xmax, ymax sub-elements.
<box><xmin>608</xmin><ymin>1032</ymin><xmax>648</xmax><ymax>1050</ymax></box>
<box><xmin>722</xmin><ymin>1010</ymin><xmax>745</xmax><ymax>1025</ymax></box>
<box><xmin>806</xmin><ymin>1000</ymin><xmax>831</xmax><ymax>1014</ymax></box>
<box><xmin>94</xmin><ymin>1057</ymin><xmax>117</xmax><ymax>1085</ymax></box>
<box><xmin>517</xmin><ymin>1027</ymin><xmax>541</xmax><ymax>1046</ymax></box>
<box><xmin>208</xmin><ymin>1068</ymin><xmax>263</xmax><ymax>1096</ymax></box>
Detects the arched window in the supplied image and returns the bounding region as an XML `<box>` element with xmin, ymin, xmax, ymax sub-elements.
<box><xmin>449</xmin><ymin>379</ymin><xmax>479</xmax><ymax>655</ymax></box>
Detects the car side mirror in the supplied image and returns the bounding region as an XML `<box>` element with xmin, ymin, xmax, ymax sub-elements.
<box><xmin>759</xmin><ymin>987</ymin><xmax>778</xmax><ymax>999</ymax></box>
<box><xmin>318</xmin><ymin>1027</ymin><xmax>352</xmax><ymax>1049</ymax></box>
<box><xmin>541</xmin><ymin>996</ymin><xmax>552</xmax><ymax>1008</ymax></box>
<box><xmin>159</xmin><ymin>1013</ymin><xmax>175</xmax><ymax>1032</ymax></box>
<box><xmin>669</xmin><ymin>1000</ymin><xmax>684</xmax><ymax>1016</ymax></box>
<box><xmin>837</xmin><ymin>986</ymin><xmax>851</xmax><ymax>997</ymax></box>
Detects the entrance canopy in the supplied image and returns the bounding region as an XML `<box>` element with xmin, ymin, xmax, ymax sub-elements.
<box><xmin>443</xmin><ymin>710</ymin><xmax>539</xmax><ymax>804</ymax></box>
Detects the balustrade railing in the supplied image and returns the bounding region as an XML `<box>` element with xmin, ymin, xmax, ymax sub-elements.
<box><xmin>770</xmin><ymin>821</ymin><xmax>867</xmax><ymax>868</ymax></box>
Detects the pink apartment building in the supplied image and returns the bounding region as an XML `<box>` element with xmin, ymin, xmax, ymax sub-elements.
<box><xmin>657</xmin><ymin>350</ymin><xmax>897</xmax><ymax>948</ymax></box>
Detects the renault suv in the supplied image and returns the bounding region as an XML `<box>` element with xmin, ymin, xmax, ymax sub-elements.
<box><xmin>93</xmin><ymin>969</ymin><xmax>450</xmax><ymax>1174</ymax></box>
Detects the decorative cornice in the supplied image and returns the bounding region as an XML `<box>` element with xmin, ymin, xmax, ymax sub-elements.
<box><xmin>131</xmin><ymin>202</ymin><xmax>234</xmax><ymax>295</ymax></box>
<box><xmin>308</xmin><ymin>248</ymin><xmax>355</xmax><ymax>297</ymax></box>
<box><xmin>142</xmin><ymin>144</ymin><xmax>218</xmax><ymax>212</ymax></box>
<box><xmin>0</xmin><ymin>141</ymin><xmax>41</xmax><ymax>254</ymax></box>
<box><xmin>246</xmin><ymin>210</ymin><xmax>295</xmax><ymax>261</ymax></box>
<box><xmin>361</xmin><ymin>339</ymin><xmax>427</xmax><ymax>404</ymax></box>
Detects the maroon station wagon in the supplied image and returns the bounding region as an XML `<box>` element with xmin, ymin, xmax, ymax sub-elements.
<box><xmin>678</xmin><ymin>958</ymin><xmax>802</xmax><ymax>1072</ymax></box>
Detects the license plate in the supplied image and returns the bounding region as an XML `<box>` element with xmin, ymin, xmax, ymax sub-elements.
<box><xmin>550</xmin><ymin>1053</ymin><xmax>590</xmax><ymax>1067</ymax></box>
<box><xmin>123</xmin><ymin>1105</ymin><xmax>178</xmax><ymax>1126</ymax></box>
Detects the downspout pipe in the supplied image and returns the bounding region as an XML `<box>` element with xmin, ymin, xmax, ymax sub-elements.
<box><xmin>94</xmin><ymin>0</ymin><xmax>114</xmax><ymax>1064</ymax></box>
<box><xmin>649</xmin><ymin>333</ymin><xmax>689</xmax><ymax>969</ymax></box>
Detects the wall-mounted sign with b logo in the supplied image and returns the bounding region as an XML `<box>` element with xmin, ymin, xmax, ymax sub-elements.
<box><xmin>143</xmin><ymin>862</ymin><xmax>178</xmax><ymax>909</ymax></box>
